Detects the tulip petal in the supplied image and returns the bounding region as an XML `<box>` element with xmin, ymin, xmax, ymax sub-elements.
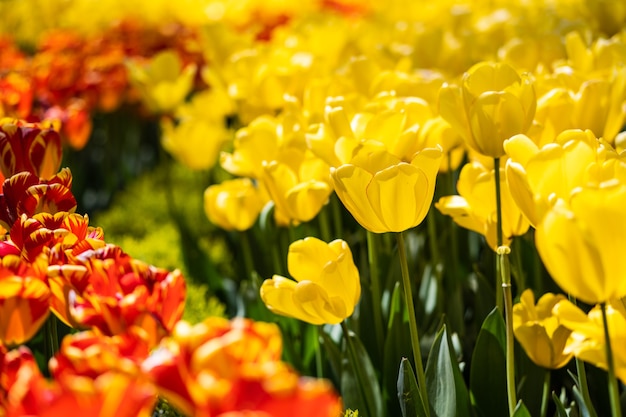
<box><xmin>332</xmin><ymin>165</ymin><xmax>387</xmax><ymax>233</ymax></box>
<box><xmin>260</xmin><ymin>276</ymin><xmax>325</xmax><ymax>325</ymax></box>
<box><xmin>367</xmin><ymin>163</ymin><xmax>426</xmax><ymax>232</ymax></box>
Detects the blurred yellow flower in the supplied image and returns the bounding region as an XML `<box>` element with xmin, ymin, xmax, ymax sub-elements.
<box><xmin>161</xmin><ymin>118</ymin><xmax>229</xmax><ymax>171</ymax></box>
<box><xmin>439</xmin><ymin>61</ymin><xmax>536</xmax><ymax>158</ymax></box>
<box><xmin>331</xmin><ymin>147</ymin><xmax>442</xmax><ymax>233</ymax></box>
<box><xmin>416</xmin><ymin>116</ymin><xmax>465</xmax><ymax>173</ymax></box>
<box><xmin>261</xmin><ymin>151</ymin><xmax>333</xmax><ymax>225</ymax></box>
<box><xmin>536</xmin><ymin>181</ymin><xmax>626</xmax><ymax>304</ymax></box>
<box><xmin>221</xmin><ymin>113</ymin><xmax>306</xmax><ymax>179</ymax></box>
<box><xmin>204</xmin><ymin>178</ymin><xmax>268</xmax><ymax>231</ymax></box>
<box><xmin>513</xmin><ymin>289</ymin><xmax>573</xmax><ymax>369</ymax></box>
<box><xmin>260</xmin><ymin>237</ymin><xmax>360</xmax><ymax>325</ymax></box>
<box><xmin>554</xmin><ymin>299</ymin><xmax>626</xmax><ymax>383</ymax></box>
<box><xmin>436</xmin><ymin>159</ymin><xmax>530</xmax><ymax>250</ymax></box>
<box><xmin>126</xmin><ymin>50</ymin><xmax>196</xmax><ymax>114</ymax></box>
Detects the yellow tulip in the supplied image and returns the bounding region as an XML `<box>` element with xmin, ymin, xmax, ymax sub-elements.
<box><xmin>439</xmin><ymin>61</ymin><xmax>536</xmax><ymax>158</ymax></box>
<box><xmin>307</xmin><ymin>97</ymin><xmax>435</xmax><ymax>168</ymax></box>
<box><xmin>513</xmin><ymin>289</ymin><xmax>573</xmax><ymax>369</ymax></box>
<box><xmin>221</xmin><ymin>113</ymin><xmax>307</xmax><ymax>179</ymax></box>
<box><xmin>436</xmin><ymin>159</ymin><xmax>530</xmax><ymax>250</ymax></box>
<box><xmin>261</xmin><ymin>150</ymin><xmax>333</xmax><ymax>225</ymax></box>
<box><xmin>260</xmin><ymin>237</ymin><xmax>360</xmax><ymax>325</ymax></box>
<box><xmin>161</xmin><ymin>117</ymin><xmax>230</xmax><ymax>171</ymax></box>
<box><xmin>553</xmin><ymin>299</ymin><xmax>626</xmax><ymax>383</ymax></box>
<box><xmin>331</xmin><ymin>147</ymin><xmax>442</xmax><ymax>233</ymax></box>
<box><xmin>504</xmin><ymin>130</ymin><xmax>599</xmax><ymax>227</ymax></box>
<box><xmin>535</xmin><ymin>181</ymin><xmax>626</xmax><ymax>304</ymax></box>
<box><xmin>204</xmin><ymin>178</ymin><xmax>268</xmax><ymax>231</ymax></box>
<box><xmin>416</xmin><ymin>116</ymin><xmax>465</xmax><ymax>173</ymax></box>
<box><xmin>126</xmin><ymin>50</ymin><xmax>197</xmax><ymax>114</ymax></box>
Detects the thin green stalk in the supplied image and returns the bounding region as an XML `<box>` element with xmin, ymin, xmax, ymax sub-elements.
<box><xmin>240</xmin><ymin>230</ymin><xmax>255</xmax><ymax>280</ymax></box>
<box><xmin>426</xmin><ymin>210</ymin><xmax>440</xmax><ymax>265</ymax></box>
<box><xmin>540</xmin><ymin>369</ymin><xmax>551</xmax><ymax>417</ymax></box>
<box><xmin>341</xmin><ymin>321</ymin><xmax>378</xmax><ymax>417</ymax></box>
<box><xmin>494</xmin><ymin>158</ymin><xmax>504</xmax><ymax>248</ymax></box>
<box><xmin>44</xmin><ymin>314</ymin><xmax>59</xmax><ymax>365</ymax></box>
<box><xmin>331</xmin><ymin>193</ymin><xmax>344</xmax><ymax>238</ymax></box>
<box><xmin>271</xmin><ymin>230</ymin><xmax>285</xmax><ymax>276</ymax></box>
<box><xmin>494</xmin><ymin>157</ymin><xmax>516</xmax><ymax>417</ymax></box>
<box><xmin>576</xmin><ymin>358</ymin><xmax>598</xmax><ymax>417</ymax></box>
<box><xmin>499</xmin><ymin>247</ymin><xmax>517</xmax><ymax>417</ymax></box>
<box><xmin>494</xmin><ymin>157</ymin><xmax>504</xmax><ymax>312</ymax></box>
<box><xmin>366</xmin><ymin>231</ymin><xmax>385</xmax><ymax>363</ymax></box>
<box><xmin>569</xmin><ymin>295</ymin><xmax>598</xmax><ymax>417</ymax></box>
<box><xmin>315</xmin><ymin>325</ymin><xmax>324</xmax><ymax>378</ymax></box>
<box><xmin>511</xmin><ymin>239</ymin><xmax>526</xmax><ymax>291</ymax></box>
<box><xmin>601</xmin><ymin>303</ymin><xmax>623</xmax><ymax>417</ymax></box>
<box><xmin>446</xmin><ymin>158</ymin><xmax>460</xmax><ymax>280</ymax></box>
<box><xmin>318</xmin><ymin>205</ymin><xmax>332</xmax><ymax>242</ymax></box>
<box><xmin>396</xmin><ymin>232</ymin><xmax>430</xmax><ymax>417</ymax></box>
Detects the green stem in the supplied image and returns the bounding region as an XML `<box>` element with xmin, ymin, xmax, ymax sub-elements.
<box><xmin>426</xmin><ymin>210</ymin><xmax>440</xmax><ymax>265</ymax></box>
<box><xmin>341</xmin><ymin>321</ymin><xmax>377</xmax><ymax>417</ymax></box>
<box><xmin>271</xmin><ymin>230</ymin><xmax>285</xmax><ymax>276</ymax></box>
<box><xmin>576</xmin><ymin>357</ymin><xmax>598</xmax><ymax>417</ymax></box>
<box><xmin>499</xmin><ymin>247</ymin><xmax>517</xmax><ymax>417</ymax></box>
<box><xmin>494</xmin><ymin>156</ymin><xmax>516</xmax><ymax>417</ymax></box>
<box><xmin>315</xmin><ymin>325</ymin><xmax>324</xmax><ymax>378</ymax></box>
<box><xmin>318</xmin><ymin>204</ymin><xmax>332</xmax><ymax>242</ymax></box>
<box><xmin>494</xmin><ymin>157</ymin><xmax>504</xmax><ymax>312</ymax></box>
<box><xmin>45</xmin><ymin>314</ymin><xmax>59</xmax><ymax>363</ymax></box>
<box><xmin>494</xmin><ymin>158</ymin><xmax>504</xmax><ymax>248</ymax></box>
<box><xmin>511</xmin><ymin>239</ymin><xmax>526</xmax><ymax>291</ymax></box>
<box><xmin>331</xmin><ymin>193</ymin><xmax>344</xmax><ymax>239</ymax></box>
<box><xmin>601</xmin><ymin>303</ymin><xmax>623</xmax><ymax>417</ymax></box>
<box><xmin>396</xmin><ymin>232</ymin><xmax>430</xmax><ymax>417</ymax></box>
<box><xmin>240</xmin><ymin>230</ymin><xmax>255</xmax><ymax>280</ymax></box>
<box><xmin>366</xmin><ymin>231</ymin><xmax>385</xmax><ymax>363</ymax></box>
<box><xmin>540</xmin><ymin>369</ymin><xmax>551</xmax><ymax>417</ymax></box>
<box><xmin>568</xmin><ymin>295</ymin><xmax>598</xmax><ymax>417</ymax></box>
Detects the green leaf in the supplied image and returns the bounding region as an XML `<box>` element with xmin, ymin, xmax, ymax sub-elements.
<box><xmin>470</xmin><ymin>308</ymin><xmax>507</xmax><ymax>417</ymax></box>
<box><xmin>572</xmin><ymin>385</ymin><xmax>593</xmax><ymax>417</ymax></box>
<box><xmin>384</xmin><ymin>283</ymin><xmax>412</xmax><ymax>416</ymax></box>
<box><xmin>342</xmin><ymin>329</ymin><xmax>384</xmax><ymax>417</ymax></box>
<box><xmin>320</xmin><ymin>329</ymin><xmax>342</xmax><ymax>383</ymax></box>
<box><xmin>513</xmin><ymin>401</ymin><xmax>532</xmax><ymax>417</ymax></box>
<box><xmin>425</xmin><ymin>323</ymin><xmax>472</xmax><ymax>417</ymax></box>
<box><xmin>552</xmin><ymin>392</ymin><xmax>569</xmax><ymax>417</ymax></box>
<box><xmin>397</xmin><ymin>357</ymin><xmax>428</xmax><ymax>417</ymax></box>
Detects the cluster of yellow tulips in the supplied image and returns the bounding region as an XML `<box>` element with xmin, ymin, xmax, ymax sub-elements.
<box><xmin>0</xmin><ymin>0</ymin><xmax>626</xmax><ymax>416</ymax></box>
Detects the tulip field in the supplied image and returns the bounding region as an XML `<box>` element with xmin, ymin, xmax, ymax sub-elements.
<box><xmin>1</xmin><ymin>0</ymin><xmax>626</xmax><ymax>416</ymax></box>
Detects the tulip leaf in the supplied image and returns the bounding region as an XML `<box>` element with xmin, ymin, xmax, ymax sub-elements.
<box><xmin>552</xmin><ymin>392</ymin><xmax>569</xmax><ymax>417</ymax></box>
<box><xmin>470</xmin><ymin>308</ymin><xmax>507</xmax><ymax>417</ymax></box>
<box><xmin>384</xmin><ymin>282</ymin><xmax>412</xmax><ymax>416</ymax></box>
<box><xmin>425</xmin><ymin>323</ymin><xmax>472</xmax><ymax>417</ymax></box>
<box><xmin>513</xmin><ymin>401</ymin><xmax>532</xmax><ymax>417</ymax></box>
<box><xmin>319</xmin><ymin>328</ymin><xmax>342</xmax><ymax>383</ymax></box>
<box><xmin>341</xmin><ymin>329</ymin><xmax>384</xmax><ymax>417</ymax></box>
<box><xmin>397</xmin><ymin>357</ymin><xmax>428</xmax><ymax>417</ymax></box>
<box><xmin>572</xmin><ymin>385</ymin><xmax>594</xmax><ymax>417</ymax></box>
<box><xmin>258</xmin><ymin>200</ymin><xmax>276</xmax><ymax>235</ymax></box>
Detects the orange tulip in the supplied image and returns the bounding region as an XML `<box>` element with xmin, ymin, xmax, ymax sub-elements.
<box><xmin>0</xmin><ymin>119</ymin><xmax>62</xmax><ymax>179</ymax></box>
<box><xmin>0</xmin><ymin>254</ymin><xmax>50</xmax><ymax>346</ymax></box>
<box><xmin>2</xmin><ymin>345</ymin><xmax>157</xmax><ymax>417</ymax></box>
<box><xmin>0</xmin><ymin>168</ymin><xmax>77</xmax><ymax>231</ymax></box>
<box><xmin>143</xmin><ymin>317</ymin><xmax>342</xmax><ymax>417</ymax></box>
<box><xmin>68</xmin><ymin>245</ymin><xmax>186</xmax><ymax>346</ymax></box>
